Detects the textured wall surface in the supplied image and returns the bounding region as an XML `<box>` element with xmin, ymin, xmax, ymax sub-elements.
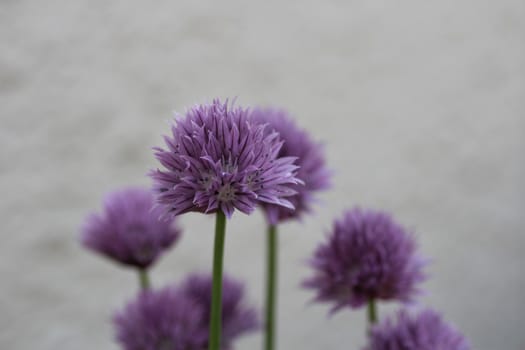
<box><xmin>1</xmin><ymin>1</ymin><xmax>524</xmax><ymax>349</ymax></box>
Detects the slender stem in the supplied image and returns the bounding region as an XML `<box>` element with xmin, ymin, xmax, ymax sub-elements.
<box><xmin>264</xmin><ymin>224</ymin><xmax>278</xmax><ymax>350</ymax></box>
<box><xmin>208</xmin><ymin>211</ymin><xmax>227</xmax><ymax>350</ymax></box>
<box><xmin>367</xmin><ymin>298</ymin><xmax>377</xmax><ymax>325</ymax></box>
<box><xmin>138</xmin><ymin>268</ymin><xmax>150</xmax><ymax>290</ymax></box>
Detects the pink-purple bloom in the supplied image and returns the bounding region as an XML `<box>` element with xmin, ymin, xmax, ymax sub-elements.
<box><xmin>303</xmin><ymin>208</ymin><xmax>426</xmax><ymax>313</ymax></box>
<box><xmin>114</xmin><ymin>286</ymin><xmax>205</xmax><ymax>350</ymax></box>
<box><xmin>178</xmin><ymin>273</ymin><xmax>259</xmax><ymax>349</ymax></box>
<box><xmin>365</xmin><ymin>308</ymin><xmax>470</xmax><ymax>350</ymax></box>
<box><xmin>81</xmin><ymin>187</ymin><xmax>181</xmax><ymax>269</ymax></box>
<box><xmin>150</xmin><ymin>99</ymin><xmax>302</xmax><ymax>219</ymax></box>
<box><xmin>113</xmin><ymin>273</ymin><xmax>258</xmax><ymax>350</ymax></box>
<box><xmin>251</xmin><ymin>108</ymin><xmax>330</xmax><ymax>224</ymax></box>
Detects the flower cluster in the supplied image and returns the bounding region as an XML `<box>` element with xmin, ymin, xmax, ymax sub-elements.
<box><xmin>303</xmin><ymin>207</ymin><xmax>426</xmax><ymax>312</ymax></box>
<box><xmin>365</xmin><ymin>308</ymin><xmax>470</xmax><ymax>350</ymax></box>
<box><xmin>81</xmin><ymin>187</ymin><xmax>181</xmax><ymax>268</ymax></box>
<box><xmin>114</xmin><ymin>273</ymin><xmax>258</xmax><ymax>350</ymax></box>
<box><xmin>251</xmin><ymin>108</ymin><xmax>331</xmax><ymax>224</ymax></box>
<box><xmin>150</xmin><ymin>99</ymin><xmax>302</xmax><ymax>219</ymax></box>
<box><xmin>79</xmin><ymin>97</ymin><xmax>471</xmax><ymax>350</ymax></box>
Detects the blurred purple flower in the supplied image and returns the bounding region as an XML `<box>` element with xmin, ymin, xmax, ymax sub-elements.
<box><xmin>150</xmin><ymin>99</ymin><xmax>302</xmax><ymax>219</ymax></box>
<box><xmin>113</xmin><ymin>273</ymin><xmax>258</xmax><ymax>350</ymax></box>
<box><xmin>81</xmin><ymin>187</ymin><xmax>180</xmax><ymax>269</ymax></box>
<box><xmin>114</xmin><ymin>286</ymin><xmax>206</xmax><ymax>350</ymax></box>
<box><xmin>303</xmin><ymin>208</ymin><xmax>426</xmax><ymax>313</ymax></box>
<box><xmin>365</xmin><ymin>308</ymin><xmax>470</xmax><ymax>350</ymax></box>
<box><xmin>251</xmin><ymin>108</ymin><xmax>330</xmax><ymax>224</ymax></box>
<box><xmin>178</xmin><ymin>273</ymin><xmax>259</xmax><ymax>349</ymax></box>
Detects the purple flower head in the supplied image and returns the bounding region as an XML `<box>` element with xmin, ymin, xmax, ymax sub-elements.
<box><xmin>81</xmin><ymin>187</ymin><xmax>181</xmax><ymax>269</ymax></box>
<box><xmin>150</xmin><ymin>99</ymin><xmax>302</xmax><ymax>219</ymax></box>
<box><xmin>113</xmin><ymin>274</ymin><xmax>258</xmax><ymax>350</ymax></box>
<box><xmin>365</xmin><ymin>308</ymin><xmax>470</xmax><ymax>350</ymax></box>
<box><xmin>303</xmin><ymin>208</ymin><xmax>426</xmax><ymax>313</ymax></box>
<box><xmin>251</xmin><ymin>108</ymin><xmax>331</xmax><ymax>224</ymax></box>
<box><xmin>178</xmin><ymin>273</ymin><xmax>259</xmax><ymax>349</ymax></box>
<box><xmin>114</xmin><ymin>286</ymin><xmax>206</xmax><ymax>350</ymax></box>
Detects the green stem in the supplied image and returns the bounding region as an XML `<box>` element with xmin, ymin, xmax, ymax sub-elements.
<box><xmin>208</xmin><ymin>210</ymin><xmax>227</xmax><ymax>350</ymax></box>
<box><xmin>367</xmin><ymin>298</ymin><xmax>377</xmax><ymax>325</ymax></box>
<box><xmin>264</xmin><ymin>224</ymin><xmax>278</xmax><ymax>350</ymax></box>
<box><xmin>138</xmin><ymin>268</ymin><xmax>150</xmax><ymax>290</ymax></box>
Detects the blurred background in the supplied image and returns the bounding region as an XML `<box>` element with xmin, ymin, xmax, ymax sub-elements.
<box><xmin>1</xmin><ymin>1</ymin><xmax>524</xmax><ymax>349</ymax></box>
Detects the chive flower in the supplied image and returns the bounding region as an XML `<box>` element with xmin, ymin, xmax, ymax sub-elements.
<box><xmin>150</xmin><ymin>99</ymin><xmax>302</xmax><ymax>219</ymax></box>
<box><xmin>81</xmin><ymin>187</ymin><xmax>181</xmax><ymax>269</ymax></box>
<box><xmin>178</xmin><ymin>273</ymin><xmax>259</xmax><ymax>349</ymax></box>
<box><xmin>113</xmin><ymin>273</ymin><xmax>258</xmax><ymax>350</ymax></box>
<box><xmin>303</xmin><ymin>208</ymin><xmax>426</xmax><ymax>313</ymax></box>
<box><xmin>114</xmin><ymin>286</ymin><xmax>205</xmax><ymax>350</ymax></box>
<box><xmin>365</xmin><ymin>308</ymin><xmax>470</xmax><ymax>350</ymax></box>
<box><xmin>251</xmin><ymin>108</ymin><xmax>330</xmax><ymax>224</ymax></box>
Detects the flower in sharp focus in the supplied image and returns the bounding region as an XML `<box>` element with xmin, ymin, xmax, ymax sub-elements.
<box><xmin>178</xmin><ymin>273</ymin><xmax>259</xmax><ymax>349</ymax></box>
<box><xmin>250</xmin><ymin>108</ymin><xmax>330</xmax><ymax>224</ymax></box>
<box><xmin>150</xmin><ymin>99</ymin><xmax>302</xmax><ymax>219</ymax></box>
<box><xmin>303</xmin><ymin>208</ymin><xmax>426</xmax><ymax>313</ymax></box>
<box><xmin>113</xmin><ymin>274</ymin><xmax>258</xmax><ymax>350</ymax></box>
<box><xmin>365</xmin><ymin>308</ymin><xmax>470</xmax><ymax>350</ymax></box>
<box><xmin>81</xmin><ymin>187</ymin><xmax>181</xmax><ymax>269</ymax></box>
